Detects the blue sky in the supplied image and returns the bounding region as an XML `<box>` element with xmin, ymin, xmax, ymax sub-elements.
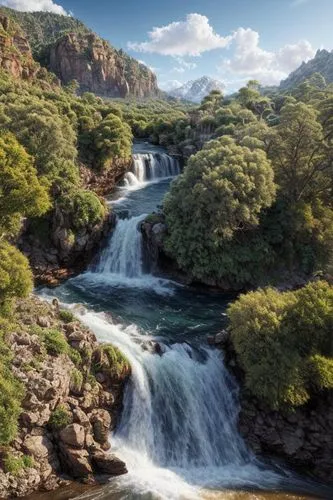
<box><xmin>2</xmin><ymin>0</ymin><xmax>333</xmax><ymax>92</ymax></box>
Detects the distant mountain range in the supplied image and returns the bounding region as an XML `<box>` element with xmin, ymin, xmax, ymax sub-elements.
<box><xmin>168</xmin><ymin>76</ymin><xmax>225</xmax><ymax>103</ymax></box>
<box><xmin>280</xmin><ymin>49</ymin><xmax>333</xmax><ymax>89</ymax></box>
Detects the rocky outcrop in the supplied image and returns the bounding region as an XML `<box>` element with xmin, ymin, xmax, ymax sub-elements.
<box><xmin>0</xmin><ymin>14</ymin><xmax>39</xmax><ymax>80</ymax></box>
<box><xmin>79</xmin><ymin>159</ymin><xmax>132</xmax><ymax>197</ymax></box>
<box><xmin>220</xmin><ymin>339</ymin><xmax>333</xmax><ymax>485</ymax></box>
<box><xmin>238</xmin><ymin>392</ymin><xmax>333</xmax><ymax>484</ymax></box>
<box><xmin>48</xmin><ymin>32</ymin><xmax>158</xmax><ymax>98</ymax></box>
<box><xmin>19</xmin><ymin>208</ymin><xmax>116</xmax><ymax>286</ymax></box>
<box><xmin>280</xmin><ymin>49</ymin><xmax>333</xmax><ymax>90</ymax></box>
<box><xmin>0</xmin><ymin>297</ymin><xmax>130</xmax><ymax>498</ymax></box>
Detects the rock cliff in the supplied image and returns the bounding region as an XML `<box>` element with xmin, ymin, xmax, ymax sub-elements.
<box><xmin>0</xmin><ymin>297</ymin><xmax>130</xmax><ymax>498</ymax></box>
<box><xmin>0</xmin><ymin>13</ymin><xmax>39</xmax><ymax>81</ymax></box>
<box><xmin>280</xmin><ymin>49</ymin><xmax>333</xmax><ymax>89</ymax></box>
<box><xmin>48</xmin><ymin>32</ymin><xmax>158</xmax><ymax>98</ymax></box>
<box><xmin>0</xmin><ymin>7</ymin><xmax>159</xmax><ymax>98</ymax></box>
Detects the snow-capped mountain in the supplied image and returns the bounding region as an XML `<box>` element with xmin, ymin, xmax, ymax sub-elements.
<box><xmin>168</xmin><ymin>76</ymin><xmax>225</xmax><ymax>103</ymax></box>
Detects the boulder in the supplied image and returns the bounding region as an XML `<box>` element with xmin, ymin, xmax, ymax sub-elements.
<box><xmin>91</xmin><ymin>451</ymin><xmax>127</xmax><ymax>476</ymax></box>
<box><xmin>60</xmin><ymin>424</ymin><xmax>85</xmax><ymax>448</ymax></box>
<box><xmin>59</xmin><ymin>445</ymin><xmax>92</xmax><ymax>478</ymax></box>
<box><xmin>91</xmin><ymin>410</ymin><xmax>111</xmax><ymax>448</ymax></box>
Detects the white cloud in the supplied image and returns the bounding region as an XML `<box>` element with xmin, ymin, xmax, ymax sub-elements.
<box><xmin>220</xmin><ymin>28</ymin><xmax>315</xmax><ymax>86</ymax></box>
<box><xmin>1</xmin><ymin>0</ymin><xmax>68</xmax><ymax>15</ymax></box>
<box><xmin>159</xmin><ymin>79</ymin><xmax>182</xmax><ymax>91</ymax></box>
<box><xmin>137</xmin><ymin>59</ymin><xmax>157</xmax><ymax>73</ymax></box>
<box><xmin>128</xmin><ymin>13</ymin><xmax>232</xmax><ymax>57</ymax></box>
<box><xmin>173</xmin><ymin>57</ymin><xmax>197</xmax><ymax>73</ymax></box>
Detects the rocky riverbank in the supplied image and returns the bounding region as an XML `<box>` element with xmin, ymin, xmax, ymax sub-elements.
<box><xmin>19</xmin><ymin>206</ymin><xmax>116</xmax><ymax>287</ymax></box>
<box><xmin>209</xmin><ymin>332</ymin><xmax>333</xmax><ymax>486</ymax></box>
<box><xmin>0</xmin><ymin>297</ymin><xmax>130</xmax><ymax>498</ymax></box>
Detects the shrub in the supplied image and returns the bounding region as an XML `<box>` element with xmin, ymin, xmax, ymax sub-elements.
<box><xmin>69</xmin><ymin>348</ymin><xmax>82</xmax><ymax>366</ymax></box>
<box><xmin>4</xmin><ymin>454</ymin><xmax>24</xmax><ymax>475</ymax></box>
<box><xmin>0</xmin><ymin>242</ymin><xmax>33</xmax><ymax>315</ymax></box>
<box><xmin>59</xmin><ymin>309</ymin><xmax>76</xmax><ymax>324</ymax></box>
<box><xmin>70</xmin><ymin>368</ymin><xmax>83</xmax><ymax>393</ymax></box>
<box><xmin>42</xmin><ymin>329</ymin><xmax>69</xmax><ymax>356</ymax></box>
<box><xmin>49</xmin><ymin>405</ymin><xmax>72</xmax><ymax>429</ymax></box>
<box><xmin>308</xmin><ymin>355</ymin><xmax>333</xmax><ymax>390</ymax></box>
<box><xmin>0</xmin><ymin>344</ymin><xmax>24</xmax><ymax>445</ymax></box>
<box><xmin>102</xmin><ymin>345</ymin><xmax>129</xmax><ymax>378</ymax></box>
<box><xmin>71</xmin><ymin>190</ymin><xmax>105</xmax><ymax>229</ymax></box>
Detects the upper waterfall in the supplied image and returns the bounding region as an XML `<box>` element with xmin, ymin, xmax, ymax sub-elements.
<box><xmin>125</xmin><ymin>152</ymin><xmax>180</xmax><ymax>187</ymax></box>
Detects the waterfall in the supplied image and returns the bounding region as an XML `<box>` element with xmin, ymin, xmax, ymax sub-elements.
<box><xmin>71</xmin><ymin>311</ymin><xmax>289</xmax><ymax>500</ymax></box>
<box><xmin>125</xmin><ymin>153</ymin><xmax>180</xmax><ymax>187</ymax></box>
<box><xmin>95</xmin><ymin>214</ymin><xmax>145</xmax><ymax>278</ymax></box>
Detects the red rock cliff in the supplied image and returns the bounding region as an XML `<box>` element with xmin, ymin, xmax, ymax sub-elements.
<box><xmin>49</xmin><ymin>32</ymin><xmax>158</xmax><ymax>98</ymax></box>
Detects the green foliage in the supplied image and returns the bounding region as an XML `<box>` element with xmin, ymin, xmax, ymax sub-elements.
<box><xmin>228</xmin><ymin>281</ymin><xmax>333</xmax><ymax>409</ymax></box>
<box><xmin>70</xmin><ymin>190</ymin><xmax>105</xmax><ymax>229</ymax></box>
<box><xmin>49</xmin><ymin>404</ymin><xmax>72</xmax><ymax>429</ymax></box>
<box><xmin>270</xmin><ymin>101</ymin><xmax>331</xmax><ymax>205</ymax></box>
<box><xmin>0</xmin><ymin>318</ymin><xmax>24</xmax><ymax>445</ymax></box>
<box><xmin>70</xmin><ymin>368</ymin><xmax>83</xmax><ymax>393</ymax></box>
<box><xmin>59</xmin><ymin>309</ymin><xmax>75</xmax><ymax>324</ymax></box>
<box><xmin>0</xmin><ymin>131</ymin><xmax>50</xmax><ymax>239</ymax></box>
<box><xmin>0</xmin><ymin>242</ymin><xmax>33</xmax><ymax>315</ymax></box>
<box><xmin>308</xmin><ymin>355</ymin><xmax>333</xmax><ymax>390</ymax></box>
<box><xmin>42</xmin><ymin>328</ymin><xmax>69</xmax><ymax>356</ymax></box>
<box><xmin>0</xmin><ymin>366</ymin><xmax>24</xmax><ymax>445</ymax></box>
<box><xmin>95</xmin><ymin>344</ymin><xmax>130</xmax><ymax>378</ymax></box>
<box><xmin>68</xmin><ymin>348</ymin><xmax>82</xmax><ymax>367</ymax></box>
<box><xmin>93</xmin><ymin>113</ymin><xmax>132</xmax><ymax>171</ymax></box>
<box><xmin>164</xmin><ymin>136</ymin><xmax>276</xmax><ymax>282</ymax></box>
<box><xmin>3</xmin><ymin>454</ymin><xmax>32</xmax><ymax>475</ymax></box>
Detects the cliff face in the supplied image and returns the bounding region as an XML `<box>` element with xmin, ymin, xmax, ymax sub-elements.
<box><xmin>48</xmin><ymin>32</ymin><xmax>158</xmax><ymax>98</ymax></box>
<box><xmin>280</xmin><ymin>49</ymin><xmax>333</xmax><ymax>89</ymax></box>
<box><xmin>1</xmin><ymin>6</ymin><xmax>159</xmax><ymax>98</ymax></box>
<box><xmin>0</xmin><ymin>14</ymin><xmax>38</xmax><ymax>80</ymax></box>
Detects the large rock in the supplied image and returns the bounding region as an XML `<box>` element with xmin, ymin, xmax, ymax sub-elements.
<box><xmin>59</xmin><ymin>445</ymin><xmax>93</xmax><ymax>478</ymax></box>
<box><xmin>91</xmin><ymin>451</ymin><xmax>127</xmax><ymax>476</ymax></box>
<box><xmin>60</xmin><ymin>424</ymin><xmax>85</xmax><ymax>448</ymax></box>
<box><xmin>90</xmin><ymin>410</ymin><xmax>111</xmax><ymax>449</ymax></box>
<box><xmin>23</xmin><ymin>435</ymin><xmax>53</xmax><ymax>460</ymax></box>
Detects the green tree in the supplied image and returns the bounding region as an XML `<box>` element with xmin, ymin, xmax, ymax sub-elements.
<box><xmin>271</xmin><ymin>102</ymin><xmax>332</xmax><ymax>204</ymax></box>
<box><xmin>93</xmin><ymin>113</ymin><xmax>132</xmax><ymax>171</ymax></box>
<box><xmin>0</xmin><ymin>132</ymin><xmax>50</xmax><ymax>238</ymax></box>
<box><xmin>228</xmin><ymin>281</ymin><xmax>333</xmax><ymax>409</ymax></box>
<box><xmin>164</xmin><ymin>136</ymin><xmax>276</xmax><ymax>280</ymax></box>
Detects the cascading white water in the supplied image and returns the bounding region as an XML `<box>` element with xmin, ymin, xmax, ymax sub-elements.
<box><xmin>71</xmin><ymin>310</ymin><xmax>289</xmax><ymax>500</ymax></box>
<box><xmin>95</xmin><ymin>214</ymin><xmax>146</xmax><ymax>278</ymax></box>
<box><xmin>125</xmin><ymin>153</ymin><xmax>180</xmax><ymax>187</ymax></box>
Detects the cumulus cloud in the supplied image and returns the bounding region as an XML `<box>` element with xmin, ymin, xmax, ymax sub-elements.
<box><xmin>1</xmin><ymin>0</ymin><xmax>68</xmax><ymax>15</ymax></box>
<box><xmin>128</xmin><ymin>13</ymin><xmax>232</xmax><ymax>57</ymax></box>
<box><xmin>221</xmin><ymin>28</ymin><xmax>315</xmax><ymax>86</ymax></box>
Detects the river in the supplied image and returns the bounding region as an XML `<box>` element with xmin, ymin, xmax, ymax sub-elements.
<box><xmin>40</xmin><ymin>143</ymin><xmax>331</xmax><ymax>500</ymax></box>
